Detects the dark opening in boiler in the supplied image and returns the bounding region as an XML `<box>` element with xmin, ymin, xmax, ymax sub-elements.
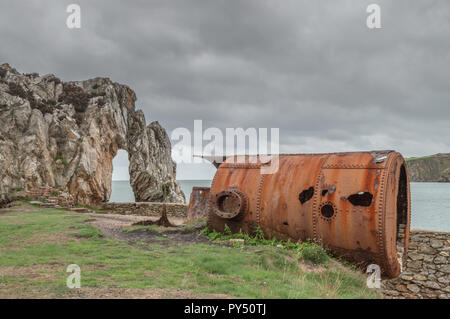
<box><xmin>321</xmin><ymin>189</ymin><xmax>328</xmax><ymax>196</ymax></box>
<box><xmin>348</xmin><ymin>192</ymin><xmax>373</xmax><ymax>206</ymax></box>
<box><xmin>299</xmin><ymin>187</ymin><xmax>314</xmax><ymax>204</ymax></box>
<box><xmin>397</xmin><ymin>165</ymin><xmax>408</xmax><ymax>225</ymax></box>
<box><xmin>396</xmin><ymin>164</ymin><xmax>408</xmax><ymax>265</ymax></box>
<box><xmin>217</xmin><ymin>194</ymin><xmax>238</xmax><ymax>213</ymax></box>
<box><xmin>321</xmin><ymin>204</ymin><xmax>334</xmax><ymax>219</ymax></box>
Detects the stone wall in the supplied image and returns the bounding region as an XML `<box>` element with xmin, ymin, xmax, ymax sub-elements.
<box><xmin>382</xmin><ymin>229</ymin><xmax>450</xmax><ymax>299</ymax></box>
<box><xmin>101</xmin><ymin>202</ymin><xmax>187</xmax><ymax>219</ymax></box>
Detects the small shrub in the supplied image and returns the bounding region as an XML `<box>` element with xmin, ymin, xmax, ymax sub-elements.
<box><xmin>122</xmin><ymin>225</ymin><xmax>161</xmax><ymax>233</ymax></box>
<box><xmin>7</xmin><ymin>82</ymin><xmax>29</xmax><ymax>99</ymax></box>
<box><xmin>47</xmin><ymin>99</ymin><xmax>57</xmax><ymax>106</ymax></box>
<box><xmin>34</xmin><ymin>99</ymin><xmax>59</xmax><ymax>115</ymax></box>
<box><xmin>200</xmin><ymin>226</ymin><xmax>210</xmax><ymax>236</ymax></box>
<box><xmin>74</xmin><ymin>113</ymin><xmax>84</xmax><ymax>126</ymax></box>
<box><xmin>55</xmin><ymin>153</ymin><xmax>68</xmax><ymax>165</ymax></box>
<box><xmin>76</xmin><ymin>228</ymin><xmax>103</xmax><ymax>239</ymax></box>
<box><xmin>207</xmin><ymin>230</ymin><xmax>223</xmax><ymax>241</ymax></box>
<box><xmin>49</xmin><ymin>77</ymin><xmax>62</xmax><ymax>85</ymax></box>
<box><xmin>5</xmin><ymin>82</ymin><xmax>56</xmax><ymax>114</ymax></box>
<box><xmin>35</xmin><ymin>101</ymin><xmax>55</xmax><ymax>114</ymax></box>
<box><xmin>25</xmin><ymin>72</ymin><xmax>39</xmax><ymax>78</ymax></box>
<box><xmin>224</xmin><ymin>224</ymin><xmax>232</xmax><ymax>235</ymax></box>
<box><xmin>253</xmin><ymin>226</ymin><xmax>265</xmax><ymax>240</ymax></box>
<box><xmin>199</xmin><ymin>256</ymin><xmax>228</xmax><ymax>275</ymax></box>
<box><xmin>181</xmin><ymin>225</ymin><xmax>194</xmax><ymax>232</ymax></box>
<box><xmin>298</xmin><ymin>242</ymin><xmax>328</xmax><ymax>265</ymax></box>
<box><xmin>59</xmin><ymin>83</ymin><xmax>91</xmax><ymax>112</ymax></box>
<box><xmin>0</xmin><ymin>68</ymin><xmax>7</xmax><ymax>78</ymax></box>
<box><xmin>231</xmin><ymin>240</ymin><xmax>244</xmax><ymax>248</ymax></box>
<box><xmin>97</xmin><ymin>98</ymin><xmax>105</xmax><ymax>107</ymax></box>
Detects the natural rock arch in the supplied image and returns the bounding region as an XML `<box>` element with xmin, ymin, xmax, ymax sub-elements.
<box><xmin>0</xmin><ymin>64</ymin><xmax>185</xmax><ymax>204</ymax></box>
<box><xmin>110</xmin><ymin>149</ymin><xmax>134</xmax><ymax>202</ymax></box>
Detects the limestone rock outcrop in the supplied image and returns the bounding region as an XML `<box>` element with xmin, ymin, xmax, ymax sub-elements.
<box><xmin>0</xmin><ymin>63</ymin><xmax>185</xmax><ymax>204</ymax></box>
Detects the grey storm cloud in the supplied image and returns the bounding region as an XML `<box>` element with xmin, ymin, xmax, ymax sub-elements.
<box><xmin>1</xmin><ymin>0</ymin><xmax>449</xmax><ymax>167</ymax></box>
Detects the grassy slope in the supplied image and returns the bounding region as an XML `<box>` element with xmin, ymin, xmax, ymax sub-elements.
<box><xmin>0</xmin><ymin>204</ymin><xmax>380</xmax><ymax>298</ymax></box>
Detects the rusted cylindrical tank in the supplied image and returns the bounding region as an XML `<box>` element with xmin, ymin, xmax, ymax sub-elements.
<box><xmin>207</xmin><ymin>151</ymin><xmax>410</xmax><ymax>278</ymax></box>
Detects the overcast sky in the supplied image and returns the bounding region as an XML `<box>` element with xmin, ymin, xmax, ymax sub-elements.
<box><xmin>1</xmin><ymin>0</ymin><xmax>449</xmax><ymax>180</ymax></box>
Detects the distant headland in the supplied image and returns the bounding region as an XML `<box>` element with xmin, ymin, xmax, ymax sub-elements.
<box><xmin>406</xmin><ymin>153</ymin><xmax>450</xmax><ymax>182</ymax></box>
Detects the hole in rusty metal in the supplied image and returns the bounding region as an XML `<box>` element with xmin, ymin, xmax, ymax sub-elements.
<box><xmin>283</xmin><ymin>221</ymin><xmax>288</xmax><ymax>226</ymax></box>
<box><xmin>321</xmin><ymin>204</ymin><xmax>334</xmax><ymax>219</ymax></box>
<box><xmin>321</xmin><ymin>189</ymin><xmax>328</xmax><ymax>196</ymax></box>
<box><xmin>298</xmin><ymin>187</ymin><xmax>314</xmax><ymax>204</ymax></box>
<box><xmin>348</xmin><ymin>192</ymin><xmax>373</xmax><ymax>206</ymax></box>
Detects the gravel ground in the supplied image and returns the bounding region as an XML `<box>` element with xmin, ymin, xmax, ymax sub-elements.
<box><xmin>86</xmin><ymin>212</ymin><xmax>210</xmax><ymax>247</ymax></box>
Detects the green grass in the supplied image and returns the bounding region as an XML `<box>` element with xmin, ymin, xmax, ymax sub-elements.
<box><xmin>121</xmin><ymin>224</ymin><xmax>161</xmax><ymax>233</ymax></box>
<box><xmin>0</xmin><ymin>204</ymin><xmax>381</xmax><ymax>298</ymax></box>
<box><xmin>201</xmin><ymin>225</ymin><xmax>329</xmax><ymax>265</ymax></box>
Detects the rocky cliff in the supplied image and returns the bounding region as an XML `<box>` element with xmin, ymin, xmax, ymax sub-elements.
<box><xmin>406</xmin><ymin>154</ymin><xmax>450</xmax><ymax>182</ymax></box>
<box><xmin>0</xmin><ymin>63</ymin><xmax>185</xmax><ymax>204</ymax></box>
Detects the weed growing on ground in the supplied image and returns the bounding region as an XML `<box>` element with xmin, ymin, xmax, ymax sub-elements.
<box><xmin>122</xmin><ymin>224</ymin><xmax>161</xmax><ymax>233</ymax></box>
<box><xmin>200</xmin><ymin>225</ymin><xmax>329</xmax><ymax>265</ymax></box>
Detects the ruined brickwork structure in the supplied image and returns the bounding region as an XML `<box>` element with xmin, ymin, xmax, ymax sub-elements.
<box><xmin>383</xmin><ymin>229</ymin><xmax>450</xmax><ymax>299</ymax></box>
<box><xmin>101</xmin><ymin>202</ymin><xmax>187</xmax><ymax>218</ymax></box>
<box><xmin>187</xmin><ymin>187</ymin><xmax>210</xmax><ymax>221</ymax></box>
<box><xmin>0</xmin><ymin>64</ymin><xmax>184</xmax><ymax>204</ymax></box>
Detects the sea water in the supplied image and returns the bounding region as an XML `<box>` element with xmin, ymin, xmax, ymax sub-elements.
<box><xmin>110</xmin><ymin>181</ymin><xmax>450</xmax><ymax>232</ymax></box>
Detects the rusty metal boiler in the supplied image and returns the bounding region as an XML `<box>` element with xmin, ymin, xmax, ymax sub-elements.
<box><xmin>207</xmin><ymin>151</ymin><xmax>410</xmax><ymax>278</ymax></box>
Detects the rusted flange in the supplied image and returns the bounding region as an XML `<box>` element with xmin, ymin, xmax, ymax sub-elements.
<box><xmin>212</xmin><ymin>188</ymin><xmax>248</xmax><ymax>219</ymax></box>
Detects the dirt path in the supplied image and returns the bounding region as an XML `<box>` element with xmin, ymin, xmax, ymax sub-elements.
<box><xmin>87</xmin><ymin>212</ymin><xmax>211</xmax><ymax>247</ymax></box>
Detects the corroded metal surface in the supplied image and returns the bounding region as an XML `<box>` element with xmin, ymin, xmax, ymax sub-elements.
<box><xmin>207</xmin><ymin>151</ymin><xmax>411</xmax><ymax>278</ymax></box>
<box><xmin>187</xmin><ymin>187</ymin><xmax>211</xmax><ymax>221</ymax></box>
